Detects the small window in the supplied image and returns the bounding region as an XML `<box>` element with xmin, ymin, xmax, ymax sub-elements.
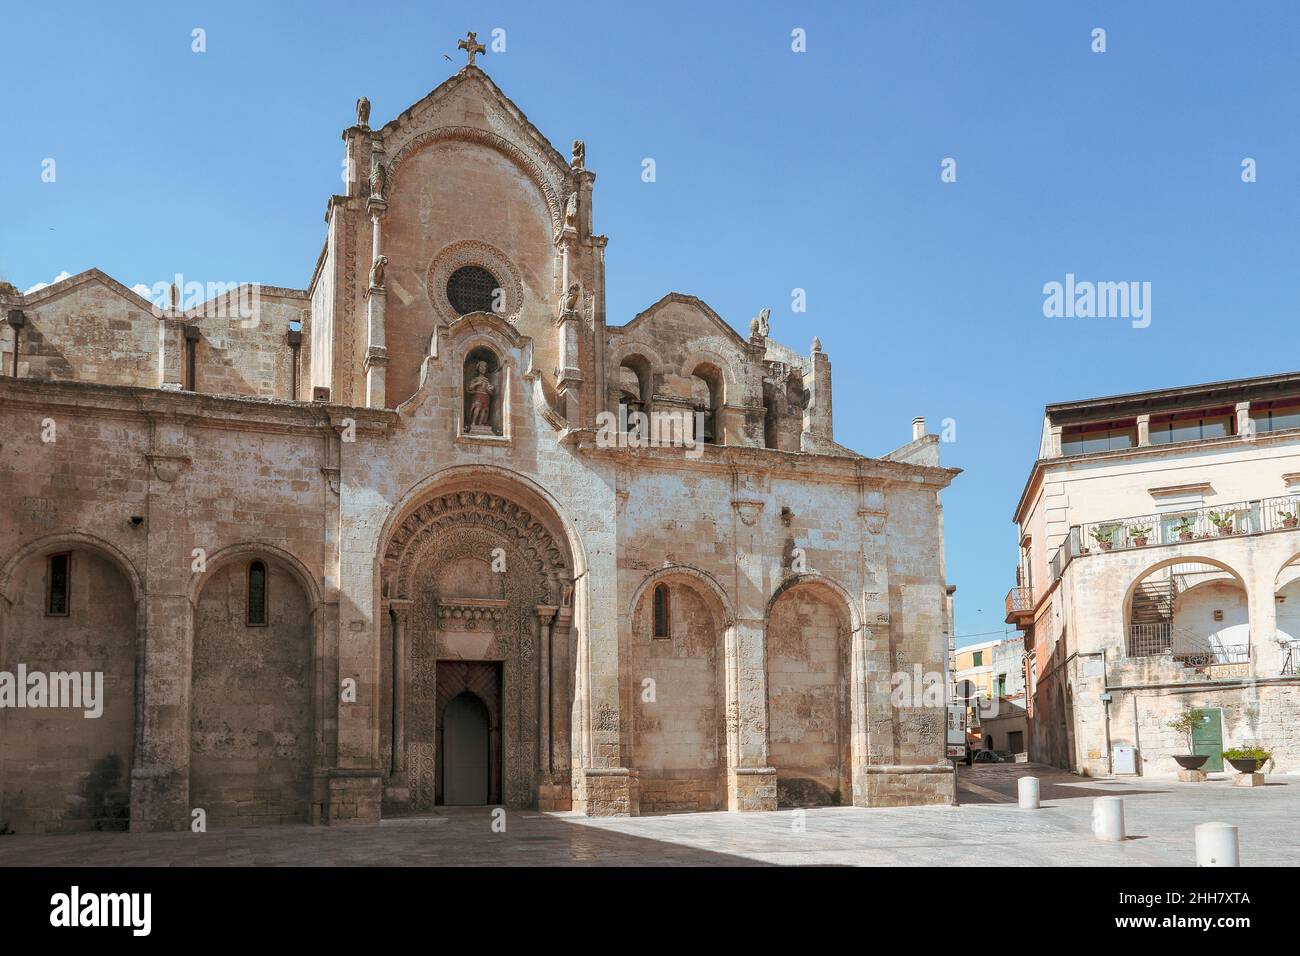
<box><xmin>653</xmin><ymin>584</ymin><xmax>670</xmax><ymax>638</ymax></box>
<box><xmin>247</xmin><ymin>561</ymin><xmax>268</xmax><ymax>626</ymax></box>
<box><xmin>1149</xmin><ymin>408</ymin><xmax>1234</xmax><ymax>445</ymax></box>
<box><xmin>447</xmin><ymin>266</ymin><xmax>500</xmax><ymax>316</ymax></box>
<box><xmin>46</xmin><ymin>552</ymin><xmax>70</xmax><ymax>616</ymax></box>
<box><xmin>1061</xmin><ymin>420</ymin><xmax>1137</xmax><ymax>455</ymax></box>
<box><xmin>1250</xmin><ymin>400</ymin><xmax>1300</xmax><ymax>435</ymax></box>
<box><xmin>972</xmin><ymin>650</ymin><xmax>983</xmax><ymax>667</ymax></box>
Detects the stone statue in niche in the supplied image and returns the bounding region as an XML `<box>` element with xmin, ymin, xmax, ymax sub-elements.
<box><xmin>571</xmin><ymin>139</ymin><xmax>585</xmax><ymax>169</ymax></box>
<box><xmin>356</xmin><ymin>96</ymin><xmax>371</xmax><ymax>127</ymax></box>
<box><xmin>464</xmin><ymin>358</ymin><xmax>499</xmax><ymax>436</ymax></box>
<box><xmin>369</xmin><ymin>254</ymin><xmax>388</xmax><ymax>290</ymax></box>
<box><xmin>370</xmin><ymin>161</ymin><xmax>388</xmax><ymax>200</ymax></box>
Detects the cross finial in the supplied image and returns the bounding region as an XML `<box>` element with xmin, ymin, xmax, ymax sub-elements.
<box><xmin>457</xmin><ymin>31</ymin><xmax>486</xmax><ymax>67</ymax></box>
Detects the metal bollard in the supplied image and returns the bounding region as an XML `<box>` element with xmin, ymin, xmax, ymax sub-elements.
<box><xmin>1195</xmin><ymin>822</ymin><xmax>1240</xmax><ymax>867</ymax></box>
<box><xmin>1017</xmin><ymin>776</ymin><xmax>1040</xmax><ymax>809</ymax></box>
<box><xmin>1092</xmin><ymin>796</ymin><xmax>1125</xmax><ymax>841</ymax></box>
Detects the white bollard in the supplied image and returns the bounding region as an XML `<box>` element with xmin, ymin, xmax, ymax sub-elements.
<box><xmin>1195</xmin><ymin>822</ymin><xmax>1240</xmax><ymax>867</ymax></box>
<box><xmin>1018</xmin><ymin>776</ymin><xmax>1040</xmax><ymax>809</ymax></box>
<box><xmin>1092</xmin><ymin>796</ymin><xmax>1125</xmax><ymax>841</ymax></box>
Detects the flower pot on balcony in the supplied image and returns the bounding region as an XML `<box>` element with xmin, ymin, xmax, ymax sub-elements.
<box><xmin>1226</xmin><ymin>757</ymin><xmax>1260</xmax><ymax>773</ymax></box>
<box><xmin>1178</xmin><ymin>531</ymin><xmax>1194</xmax><ymax>541</ymax></box>
<box><xmin>1132</xmin><ymin>536</ymin><xmax>1148</xmax><ymax>547</ymax></box>
<box><xmin>1217</xmin><ymin>527</ymin><xmax>1235</xmax><ymax>537</ymax></box>
<box><xmin>1173</xmin><ymin>754</ymin><xmax>1209</xmax><ymax>771</ymax></box>
<box><xmin>1284</xmin><ymin>518</ymin><xmax>1298</xmax><ymax>529</ymax></box>
<box><xmin>1098</xmin><ymin>541</ymin><xmax>1113</xmax><ymax>551</ymax></box>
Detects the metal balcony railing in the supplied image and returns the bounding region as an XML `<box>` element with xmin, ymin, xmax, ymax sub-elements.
<box><xmin>1079</xmin><ymin>495</ymin><xmax>1300</xmax><ymax>555</ymax></box>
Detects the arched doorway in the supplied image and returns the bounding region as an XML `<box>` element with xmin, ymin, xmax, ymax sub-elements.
<box><xmin>379</xmin><ymin>473</ymin><xmax>577</xmax><ymax>813</ymax></box>
<box><xmin>442</xmin><ymin>691</ymin><xmax>491</xmax><ymax>805</ymax></box>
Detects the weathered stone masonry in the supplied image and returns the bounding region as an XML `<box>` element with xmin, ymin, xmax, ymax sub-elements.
<box><xmin>0</xmin><ymin>58</ymin><xmax>957</xmax><ymax>832</ymax></box>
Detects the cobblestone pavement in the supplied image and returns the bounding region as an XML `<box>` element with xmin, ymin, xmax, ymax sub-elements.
<box><xmin>1</xmin><ymin>764</ymin><xmax>1296</xmax><ymax>866</ymax></box>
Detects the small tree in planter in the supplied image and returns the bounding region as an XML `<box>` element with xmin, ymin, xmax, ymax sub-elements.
<box><xmin>1222</xmin><ymin>746</ymin><xmax>1273</xmax><ymax>774</ymax></box>
<box><xmin>1172</xmin><ymin>515</ymin><xmax>1196</xmax><ymax>541</ymax></box>
<box><xmin>1167</xmin><ymin>708</ymin><xmax>1209</xmax><ymax>770</ymax></box>
<box><xmin>1208</xmin><ymin>510</ymin><xmax>1237</xmax><ymax>536</ymax></box>
<box><xmin>1090</xmin><ymin>525</ymin><xmax>1118</xmax><ymax>551</ymax></box>
<box><xmin>1129</xmin><ymin>524</ymin><xmax>1152</xmax><ymax>547</ymax></box>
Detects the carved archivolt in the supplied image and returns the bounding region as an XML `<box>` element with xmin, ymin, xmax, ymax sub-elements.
<box><xmin>384</xmin><ymin>490</ymin><xmax>570</xmax><ymax>604</ymax></box>
<box><xmin>426</xmin><ymin>239</ymin><xmax>525</xmax><ymax>328</ymax></box>
<box><xmin>386</xmin><ymin>126</ymin><xmax>564</xmax><ymax>234</ymax></box>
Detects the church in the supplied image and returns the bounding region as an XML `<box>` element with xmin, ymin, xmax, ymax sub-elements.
<box><xmin>0</xmin><ymin>37</ymin><xmax>958</xmax><ymax>832</ymax></box>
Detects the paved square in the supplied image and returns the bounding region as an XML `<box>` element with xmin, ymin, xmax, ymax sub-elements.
<box><xmin>0</xmin><ymin>764</ymin><xmax>1295</xmax><ymax>866</ymax></box>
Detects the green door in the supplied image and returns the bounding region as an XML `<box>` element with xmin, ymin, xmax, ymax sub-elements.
<box><xmin>1192</xmin><ymin>709</ymin><xmax>1224</xmax><ymax>772</ymax></box>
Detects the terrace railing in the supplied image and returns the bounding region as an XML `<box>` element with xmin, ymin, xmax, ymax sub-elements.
<box><xmin>1080</xmin><ymin>495</ymin><xmax>1300</xmax><ymax>555</ymax></box>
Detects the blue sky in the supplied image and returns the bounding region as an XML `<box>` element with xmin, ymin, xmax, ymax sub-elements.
<box><xmin>3</xmin><ymin>2</ymin><xmax>1298</xmax><ymax>644</ymax></box>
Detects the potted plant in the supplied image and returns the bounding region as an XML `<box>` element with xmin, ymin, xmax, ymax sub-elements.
<box><xmin>1222</xmin><ymin>746</ymin><xmax>1273</xmax><ymax>774</ymax></box>
<box><xmin>1173</xmin><ymin>515</ymin><xmax>1195</xmax><ymax>541</ymax></box>
<box><xmin>1090</xmin><ymin>525</ymin><xmax>1117</xmax><ymax>551</ymax></box>
<box><xmin>1280</xmin><ymin>510</ymin><xmax>1298</xmax><ymax>529</ymax></box>
<box><xmin>1129</xmin><ymin>524</ymin><xmax>1152</xmax><ymax>547</ymax></box>
<box><xmin>1167</xmin><ymin>709</ymin><xmax>1209</xmax><ymax>770</ymax></box>
<box><xmin>1208</xmin><ymin>510</ymin><xmax>1237</xmax><ymax>536</ymax></box>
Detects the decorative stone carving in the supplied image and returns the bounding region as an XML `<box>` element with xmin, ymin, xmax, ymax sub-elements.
<box><xmin>757</xmin><ymin>308</ymin><xmax>770</xmax><ymax>337</ymax></box>
<box><xmin>458</xmin><ymin>30</ymin><xmax>486</xmax><ymax>66</ymax></box>
<box><xmin>356</xmin><ymin>96</ymin><xmax>371</xmax><ymax>128</ymax></box>
<box><xmin>425</xmin><ymin>238</ymin><xmax>524</xmax><ymax>327</ymax></box>
<box><xmin>812</xmin><ymin>335</ymin><xmax>822</xmax><ymax>353</ymax></box>
<box><xmin>561</xmin><ymin>282</ymin><xmax>580</xmax><ymax>315</ymax></box>
<box><xmin>369</xmin><ymin>254</ymin><xmax>388</xmax><ymax>290</ymax></box>
<box><xmin>564</xmin><ymin>192</ymin><xmax>578</xmax><ymax>229</ymax></box>
<box><xmin>464</xmin><ymin>359</ymin><xmax>497</xmax><ymax>435</ymax></box>
<box><xmin>732</xmin><ymin>499</ymin><xmax>764</xmax><ymax>527</ymax></box>
<box><xmin>370</xmin><ymin>161</ymin><xmax>389</xmax><ymax>201</ymax></box>
<box><xmin>571</xmin><ymin>139</ymin><xmax>585</xmax><ymax>169</ymax></box>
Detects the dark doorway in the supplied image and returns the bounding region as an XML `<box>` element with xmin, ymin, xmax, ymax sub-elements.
<box><xmin>442</xmin><ymin>691</ymin><xmax>490</xmax><ymax>805</ymax></box>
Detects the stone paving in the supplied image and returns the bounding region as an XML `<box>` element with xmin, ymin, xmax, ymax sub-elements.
<box><xmin>1</xmin><ymin>764</ymin><xmax>1296</xmax><ymax>866</ymax></box>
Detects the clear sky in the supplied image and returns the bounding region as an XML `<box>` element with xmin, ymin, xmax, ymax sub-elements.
<box><xmin>3</xmin><ymin>2</ymin><xmax>1298</xmax><ymax>645</ymax></box>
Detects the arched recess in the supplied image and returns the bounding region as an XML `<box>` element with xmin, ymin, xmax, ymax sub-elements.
<box><xmin>0</xmin><ymin>532</ymin><xmax>143</xmax><ymax>833</ymax></box>
<box><xmin>627</xmin><ymin>566</ymin><xmax>734</xmax><ymax>813</ymax></box>
<box><xmin>1271</xmin><ymin>554</ymin><xmax>1300</xmax><ymax>673</ymax></box>
<box><xmin>377</xmin><ymin>466</ymin><xmax>580</xmax><ymax>812</ymax></box>
<box><xmin>1123</xmin><ymin>556</ymin><xmax>1249</xmax><ymax>666</ymax></box>
<box><xmin>764</xmin><ymin>574</ymin><xmax>857</xmax><ymax>808</ymax></box>
<box><xmin>188</xmin><ymin>543</ymin><xmax>320</xmax><ymax>827</ymax></box>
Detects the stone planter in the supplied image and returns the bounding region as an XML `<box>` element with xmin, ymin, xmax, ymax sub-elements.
<box><xmin>1173</xmin><ymin>754</ymin><xmax>1209</xmax><ymax>771</ymax></box>
<box><xmin>1226</xmin><ymin>757</ymin><xmax>1261</xmax><ymax>773</ymax></box>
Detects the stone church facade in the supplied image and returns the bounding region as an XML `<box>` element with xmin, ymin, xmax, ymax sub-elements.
<box><xmin>0</xmin><ymin>52</ymin><xmax>958</xmax><ymax>833</ymax></box>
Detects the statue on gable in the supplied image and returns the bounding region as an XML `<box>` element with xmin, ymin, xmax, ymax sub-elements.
<box><xmin>571</xmin><ymin>139</ymin><xmax>585</xmax><ymax>170</ymax></box>
<box><xmin>758</xmin><ymin>307</ymin><xmax>771</xmax><ymax>338</ymax></box>
<box><xmin>356</xmin><ymin>96</ymin><xmax>371</xmax><ymax>128</ymax></box>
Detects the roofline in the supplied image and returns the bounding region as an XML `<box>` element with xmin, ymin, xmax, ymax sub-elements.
<box><xmin>1045</xmin><ymin>369</ymin><xmax>1300</xmax><ymax>417</ymax></box>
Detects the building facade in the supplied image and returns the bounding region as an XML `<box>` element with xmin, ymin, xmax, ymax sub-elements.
<box><xmin>1008</xmin><ymin>373</ymin><xmax>1300</xmax><ymax>777</ymax></box>
<box><xmin>952</xmin><ymin>636</ymin><xmax>1026</xmax><ymax>755</ymax></box>
<box><xmin>0</xmin><ymin>55</ymin><xmax>958</xmax><ymax>833</ymax></box>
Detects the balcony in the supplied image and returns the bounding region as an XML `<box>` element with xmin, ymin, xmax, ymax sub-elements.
<box><xmin>1004</xmin><ymin>586</ymin><xmax>1034</xmax><ymax>626</ymax></box>
<box><xmin>1080</xmin><ymin>495</ymin><xmax>1299</xmax><ymax>554</ymax></box>
<box><xmin>1046</xmin><ymin>494</ymin><xmax>1300</xmax><ymax>586</ymax></box>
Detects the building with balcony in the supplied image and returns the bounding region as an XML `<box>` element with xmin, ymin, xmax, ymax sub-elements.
<box><xmin>1010</xmin><ymin>371</ymin><xmax>1300</xmax><ymax>777</ymax></box>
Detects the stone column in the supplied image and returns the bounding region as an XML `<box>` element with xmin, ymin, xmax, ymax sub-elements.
<box><xmin>805</xmin><ymin>346</ymin><xmax>833</xmax><ymax>439</ymax></box>
<box><xmin>858</xmin><ymin>491</ymin><xmax>896</xmax><ymax>806</ymax></box>
<box><xmin>535</xmin><ymin>606</ymin><xmax>558</xmax><ymax>774</ymax></box>
<box><xmin>390</xmin><ymin>600</ymin><xmax>412</xmax><ymax>775</ymax></box>
<box><xmin>554</xmin><ymin>223</ymin><xmax>583</xmax><ymax>423</ymax></box>
<box><xmin>727</xmin><ymin>497</ymin><xmax>777</xmax><ymax>810</ymax></box>
<box><xmin>1236</xmin><ymin>401</ymin><xmax>1252</xmax><ymax>439</ymax></box>
<box><xmin>1136</xmin><ymin>414</ymin><xmax>1151</xmax><ymax>447</ymax></box>
<box><xmin>364</xmin><ymin>197</ymin><xmax>388</xmax><ymax>409</ymax></box>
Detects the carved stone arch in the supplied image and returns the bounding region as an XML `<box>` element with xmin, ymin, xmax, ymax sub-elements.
<box><xmin>628</xmin><ymin>564</ymin><xmax>735</xmax><ymax>628</ymax></box>
<box><xmin>187</xmin><ymin>541</ymin><xmax>323</xmax><ymax>612</ymax></box>
<box><xmin>680</xmin><ymin>347</ymin><xmax>742</xmax><ymax>402</ymax></box>
<box><xmin>0</xmin><ymin>530</ymin><xmax>144</xmax><ymax>609</ymax></box>
<box><xmin>386</xmin><ymin>127</ymin><xmax>564</xmax><ymax>235</ymax></box>
<box><xmin>766</xmin><ymin>571</ymin><xmax>863</xmax><ymax>636</ymax></box>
